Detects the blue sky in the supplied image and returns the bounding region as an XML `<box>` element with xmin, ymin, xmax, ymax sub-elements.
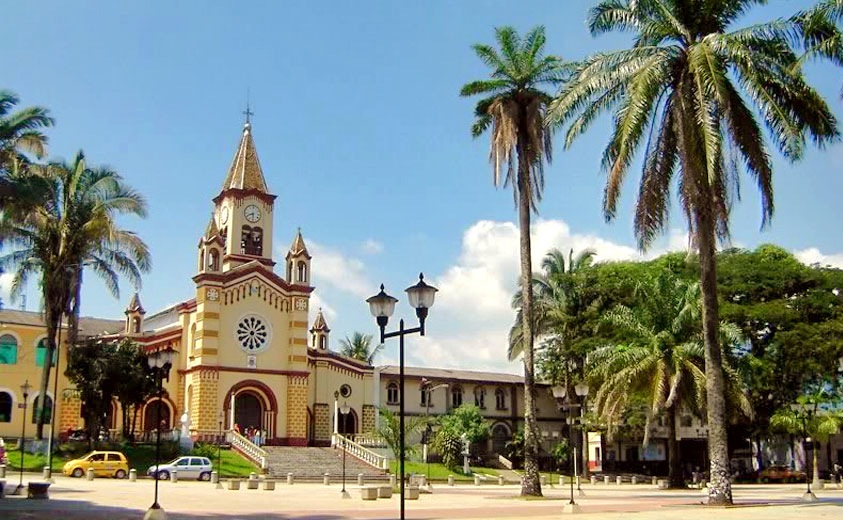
<box><xmin>4</xmin><ymin>1</ymin><xmax>842</xmax><ymax>373</ymax></box>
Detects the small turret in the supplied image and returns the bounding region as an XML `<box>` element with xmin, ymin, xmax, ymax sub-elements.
<box><xmin>310</xmin><ymin>308</ymin><xmax>330</xmax><ymax>350</ymax></box>
<box><xmin>286</xmin><ymin>228</ymin><xmax>311</xmax><ymax>285</ymax></box>
<box><xmin>125</xmin><ymin>292</ymin><xmax>145</xmax><ymax>336</ymax></box>
<box><xmin>198</xmin><ymin>213</ymin><xmax>223</xmax><ymax>273</ymax></box>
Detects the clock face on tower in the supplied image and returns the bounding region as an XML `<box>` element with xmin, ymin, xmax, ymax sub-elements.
<box><xmin>219</xmin><ymin>206</ymin><xmax>229</xmax><ymax>225</ymax></box>
<box><xmin>244</xmin><ymin>204</ymin><xmax>261</xmax><ymax>223</ymax></box>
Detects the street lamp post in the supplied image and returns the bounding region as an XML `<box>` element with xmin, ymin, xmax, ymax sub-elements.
<box><xmin>367</xmin><ymin>273</ymin><xmax>438</xmax><ymax>520</ymax></box>
<box><xmin>144</xmin><ymin>346</ymin><xmax>176</xmax><ymax>520</ymax></box>
<box><xmin>217</xmin><ymin>410</ymin><xmax>224</xmax><ymax>478</ymax></box>
<box><xmin>339</xmin><ymin>400</ymin><xmax>351</xmax><ymax>499</ymax></box>
<box><xmin>791</xmin><ymin>403</ymin><xmax>818</xmax><ymax>502</ymax></box>
<box><xmin>552</xmin><ymin>384</ymin><xmax>582</xmax><ymax>514</ymax></box>
<box><xmin>15</xmin><ymin>379</ymin><xmax>31</xmax><ymax>495</ymax></box>
<box><xmin>574</xmin><ymin>381</ymin><xmax>589</xmax><ymax>496</ymax></box>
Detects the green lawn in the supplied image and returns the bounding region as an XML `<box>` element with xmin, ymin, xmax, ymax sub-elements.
<box><xmin>5</xmin><ymin>445</ymin><xmax>257</xmax><ymax>478</ymax></box>
<box><xmin>390</xmin><ymin>460</ymin><xmax>499</xmax><ymax>481</ymax></box>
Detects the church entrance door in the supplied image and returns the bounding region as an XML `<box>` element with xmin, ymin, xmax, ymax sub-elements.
<box><xmin>234</xmin><ymin>392</ymin><xmax>263</xmax><ymax>432</ymax></box>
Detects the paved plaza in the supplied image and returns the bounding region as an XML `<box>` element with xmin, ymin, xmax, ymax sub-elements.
<box><xmin>1</xmin><ymin>475</ymin><xmax>842</xmax><ymax>519</ymax></box>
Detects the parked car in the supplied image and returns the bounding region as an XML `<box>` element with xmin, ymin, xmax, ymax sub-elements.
<box><xmin>62</xmin><ymin>451</ymin><xmax>129</xmax><ymax>479</ymax></box>
<box><xmin>147</xmin><ymin>456</ymin><xmax>213</xmax><ymax>481</ymax></box>
<box><xmin>759</xmin><ymin>465</ymin><xmax>806</xmax><ymax>483</ymax></box>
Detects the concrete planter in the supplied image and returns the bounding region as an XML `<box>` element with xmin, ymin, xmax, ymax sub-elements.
<box><xmin>27</xmin><ymin>482</ymin><xmax>50</xmax><ymax>500</ymax></box>
<box><xmin>228</xmin><ymin>479</ymin><xmax>241</xmax><ymax>490</ymax></box>
<box><xmin>406</xmin><ymin>486</ymin><xmax>420</xmax><ymax>500</ymax></box>
<box><xmin>263</xmin><ymin>480</ymin><xmax>275</xmax><ymax>491</ymax></box>
<box><xmin>361</xmin><ymin>487</ymin><xmax>378</xmax><ymax>500</ymax></box>
<box><xmin>247</xmin><ymin>479</ymin><xmax>259</xmax><ymax>490</ymax></box>
<box><xmin>378</xmin><ymin>485</ymin><xmax>392</xmax><ymax>498</ymax></box>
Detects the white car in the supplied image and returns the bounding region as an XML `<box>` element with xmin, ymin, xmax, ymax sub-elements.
<box><xmin>147</xmin><ymin>456</ymin><xmax>213</xmax><ymax>481</ymax></box>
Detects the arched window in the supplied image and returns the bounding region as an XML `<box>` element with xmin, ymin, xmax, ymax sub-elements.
<box><xmin>208</xmin><ymin>249</ymin><xmax>220</xmax><ymax>271</ymax></box>
<box><xmin>35</xmin><ymin>338</ymin><xmax>56</xmax><ymax>367</ymax></box>
<box><xmin>240</xmin><ymin>225</ymin><xmax>252</xmax><ymax>254</ymax></box>
<box><xmin>386</xmin><ymin>382</ymin><xmax>399</xmax><ymax>405</ymax></box>
<box><xmin>297</xmin><ymin>261</ymin><xmax>307</xmax><ymax>283</ymax></box>
<box><xmin>319</xmin><ymin>336</ymin><xmax>326</xmax><ymax>350</ymax></box>
<box><xmin>132</xmin><ymin>317</ymin><xmax>141</xmax><ymax>333</ymax></box>
<box><xmin>420</xmin><ymin>386</ymin><xmax>432</xmax><ymax>407</ymax></box>
<box><xmin>0</xmin><ymin>334</ymin><xmax>18</xmax><ymax>365</ymax></box>
<box><xmin>0</xmin><ymin>392</ymin><xmax>12</xmax><ymax>422</ymax></box>
<box><xmin>198</xmin><ymin>247</ymin><xmax>205</xmax><ymax>271</ymax></box>
<box><xmin>495</xmin><ymin>388</ymin><xmax>507</xmax><ymax>410</ymax></box>
<box><xmin>474</xmin><ymin>387</ymin><xmax>486</xmax><ymax>409</ymax></box>
<box><xmin>451</xmin><ymin>386</ymin><xmax>463</xmax><ymax>408</ymax></box>
<box><xmin>32</xmin><ymin>394</ymin><xmax>53</xmax><ymax>424</ymax></box>
<box><xmin>251</xmin><ymin>227</ymin><xmax>263</xmax><ymax>256</ymax></box>
<box><xmin>287</xmin><ymin>261</ymin><xmax>293</xmax><ymax>281</ymax></box>
<box><xmin>220</xmin><ymin>227</ymin><xmax>227</xmax><ymax>247</ymax></box>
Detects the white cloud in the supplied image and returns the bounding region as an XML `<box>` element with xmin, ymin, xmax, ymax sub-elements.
<box><xmin>361</xmin><ymin>239</ymin><xmax>384</xmax><ymax>255</ymax></box>
<box><xmin>309</xmin><ymin>292</ymin><xmax>338</xmax><ymax>323</ymax></box>
<box><xmin>307</xmin><ymin>241</ymin><xmax>373</xmax><ymax>298</ymax></box>
<box><xmin>794</xmin><ymin>248</ymin><xmax>843</xmax><ymax>268</ymax></box>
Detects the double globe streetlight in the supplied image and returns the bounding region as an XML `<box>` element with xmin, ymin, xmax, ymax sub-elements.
<box><xmin>551</xmin><ymin>381</ymin><xmax>589</xmax><ymax>513</ymax></box>
<box><xmin>367</xmin><ymin>273</ymin><xmax>437</xmax><ymax>520</ymax></box>
<box><xmin>144</xmin><ymin>346</ymin><xmax>176</xmax><ymax>520</ymax></box>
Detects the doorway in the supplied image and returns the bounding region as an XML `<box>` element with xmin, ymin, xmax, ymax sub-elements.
<box><xmin>234</xmin><ymin>392</ymin><xmax>263</xmax><ymax>432</ymax></box>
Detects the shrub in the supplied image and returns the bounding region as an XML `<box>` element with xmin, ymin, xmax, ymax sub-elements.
<box><xmin>190</xmin><ymin>442</ymin><xmax>218</xmax><ymax>459</ymax></box>
<box><xmin>432</xmin><ymin>428</ymin><xmax>463</xmax><ymax>470</ymax></box>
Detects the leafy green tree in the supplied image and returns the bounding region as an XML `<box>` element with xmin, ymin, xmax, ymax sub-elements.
<box><xmin>438</xmin><ymin>404</ymin><xmax>490</xmax><ymax>444</ymax></box>
<box><xmin>589</xmin><ymin>272</ymin><xmax>751</xmax><ymax>488</ymax></box>
<box><xmin>0</xmin><ymin>151</ymin><xmax>150</xmax><ymax>438</ymax></box>
<box><xmin>548</xmin><ymin>1</ymin><xmax>838</xmax><ymax>504</ymax></box>
<box><xmin>432</xmin><ymin>427</ymin><xmax>463</xmax><ymax>470</ymax></box>
<box><xmin>338</xmin><ymin>332</ymin><xmax>382</xmax><ymax>364</ymax></box>
<box><xmin>373</xmin><ymin>407</ymin><xmax>429</xmax><ymax>473</ymax></box>
<box><xmin>462</xmin><ymin>25</ymin><xmax>567</xmax><ymax>497</ymax></box>
<box><xmin>111</xmin><ymin>342</ymin><xmax>158</xmax><ymax>440</ymax></box>
<box><xmin>0</xmin><ymin>89</ymin><xmax>53</xmax><ymax>171</ymax></box>
<box><xmin>770</xmin><ymin>389</ymin><xmax>843</xmax><ymax>484</ymax></box>
<box><xmin>551</xmin><ymin>439</ymin><xmax>570</xmax><ymax>470</ymax></box>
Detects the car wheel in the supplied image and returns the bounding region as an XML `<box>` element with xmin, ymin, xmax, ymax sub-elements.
<box><xmin>72</xmin><ymin>468</ymin><xmax>84</xmax><ymax>478</ymax></box>
<box><xmin>157</xmin><ymin>470</ymin><xmax>170</xmax><ymax>481</ymax></box>
<box><xmin>115</xmin><ymin>469</ymin><xmax>126</xmax><ymax>479</ymax></box>
<box><xmin>199</xmin><ymin>471</ymin><xmax>211</xmax><ymax>482</ymax></box>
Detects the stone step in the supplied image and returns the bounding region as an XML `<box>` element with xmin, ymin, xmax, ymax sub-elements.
<box><xmin>263</xmin><ymin>447</ymin><xmax>386</xmax><ymax>478</ymax></box>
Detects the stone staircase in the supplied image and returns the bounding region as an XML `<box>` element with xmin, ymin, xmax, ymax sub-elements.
<box><xmin>263</xmin><ymin>446</ymin><xmax>388</xmax><ymax>480</ymax></box>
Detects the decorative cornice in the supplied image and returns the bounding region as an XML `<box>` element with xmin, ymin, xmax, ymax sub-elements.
<box><xmin>178</xmin><ymin>364</ymin><xmax>310</xmax><ymax>378</ymax></box>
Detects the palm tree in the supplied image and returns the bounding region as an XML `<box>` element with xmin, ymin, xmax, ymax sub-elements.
<box><xmin>462</xmin><ymin>25</ymin><xmax>568</xmax><ymax>497</ymax></box>
<box><xmin>547</xmin><ymin>1</ymin><xmax>838</xmax><ymax>504</ymax></box>
<box><xmin>0</xmin><ymin>90</ymin><xmax>53</xmax><ymax>209</ymax></box>
<box><xmin>794</xmin><ymin>1</ymin><xmax>842</xmax><ymax>72</ymax></box>
<box><xmin>373</xmin><ymin>407</ymin><xmax>430</xmax><ymax>475</ymax></box>
<box><xmin>338</xmin><ymin>332</ymin><xmax>382</xmax><ymax>364</ymax></box>
<box><xmin>0</xmin><ymin>151</ymin><xmax>150</xmax><ymax>438</ymax></box>
<box><xmin>588</xmin><ymin>272</ymin><xmax>750</xmax><ymax>488</ymax></box>
<box><xmin>770</xmin><ymin>390</ymin><xmax>842</xmax><ymax>486</ymax></box>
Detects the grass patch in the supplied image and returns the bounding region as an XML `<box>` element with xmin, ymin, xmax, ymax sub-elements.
<box><xmin>5</xmin><ymin>444</ymin><xmax>256</xmax><ymax>477</ymax></box>
<box><xmin>389</xmin><ymin>460</ymin><xmax>499</xmax><ymax>481</ymax></box>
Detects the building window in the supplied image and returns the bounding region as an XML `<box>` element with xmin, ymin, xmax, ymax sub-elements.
<box><xmin>386</xmin><ymin>382</ymin><xmax>399</xmax><ymax>405</ymax></box>
<box><xmin>474</xmin><ymin>387</ymin><xmax>485</xmax><ymax>409</ymax></box>
<box><xmin>0</xmin><ymin>392</ymin><xmax>12</xmax><ymax>422</ymax></box>
<box><xmin>319</xmin><ymin>336</ymin><xmax>326</xmax><ymax>349</ymax></box>
<box><xmin>680</xmin><ymin>416</ymin><xmax>693</xmax><ymax>428</ymax></box>
<box><xmin>32</xmin><ymin>395</ymin><xmax>53</xmax><ymax>424</ymax></box>
<box><xmin>495</xmin><ymin>388</ymin><xmax>507</xmax><ymax>410</ymax></box>
<box><xmin>451</xmin><ymin>386</ymin><xmax>463</xmax><ymax>408</ymax></box>
<box><xmin>297</xmin><ymin>262</ymin><xmax>308</xmax><ymax>283</ymax></box>
<box><xmin>189</xmin><ymin>324</ymin><xmax>197</xmax><ymax>357</ymax></box>
<box><xmin>198</xmin><ymin>248</ymin><xmax>205</xmax><ymax>271</ymax></box>
<box><xmin>420</xmin><ymin>387</ymin><xmax>432</xmax><ymax>407</ymax></box>
<box><xmin>209</xmin><ymin>249</ymin><xmax>220</xmax><ymax>271</ymax></box>
<box><xmin>240</xmin><ymin>226</ymin><xmax>263</xmax><ymax>256</ymax></box>
<box><xmin>35</xmin><ymin>339</ymin><xmax>56</xmax><ymax>367</ymax></box>
<box><xmin>0</xmin><ymin>334</ymin><xmax>18</xmax><ymax>364</ymax></box>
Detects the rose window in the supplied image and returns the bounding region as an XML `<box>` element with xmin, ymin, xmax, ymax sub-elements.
<box><xmin>236</xmin><ymin>314</ymin><xmax>271</xmax><ymax>353</ymax></box>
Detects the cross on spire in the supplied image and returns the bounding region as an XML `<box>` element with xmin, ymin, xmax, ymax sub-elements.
<box><xmin>243</xmin><ymin>90</ymin><xmax>254</xmax><ymax>125</ymax></box>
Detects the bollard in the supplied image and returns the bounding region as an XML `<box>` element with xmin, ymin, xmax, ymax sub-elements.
<box><xmin>249</xmin><ymin>472</ymin><xmax>257</xmax><ymax>481</ymax></box>
<box><xmin>590</xmin><ymin>475</ymin><xmax>597</xmax><ymax>485</ymax></box>
<box><xmin>540</xmin><ymin>475</ymin><xmax>547</xmax><ymax>486</ymax></box>
<box><xmin>657</xmin><ymin>479</ymin><xmax>668</xmax><ymax>490</ymax></box>
<box><xmin>0</xmin><ymin>464</ymin><xmax>5</xmax><ymax>478</ymax></box>
<box><xmin>631</xmin><ymin>476</ymin><xmax>638</xmax><ymax>485</ymax></box>
<box><xmin>358</xmin><ymin>473</ymin><xmax>364</xmax><ymax>486</ymax></box>
<box><xmin>87</xmin><ymin>468</ymin><xmax>95</xmax><ymax>481</ymax></box>
<box><xmin>42</xmin><ymin>466</ymin><xmax>51</xmax><ymax>480</ymax></box>
<box><xmin>603</xmin><ymin>475</ymin><xmax>610</xmax><ymax>485</ymax></box>
<box><xmin>577</xmin><ymin>476</ymin><xmax>582</xmax><ymax>488</ymax></box>
<box><xmin>419</xmin><ymin>475</ymin><xmax>426</xmax><ymax>487</ymax></box>
<box><xmin>129</xmin><ymin>469</ymin><xmax>137</xmax><ymax>482</ymax></box>
<box><xmin>287</xmin><ymin>473</ymin><xmax>294</xmax><ymax>485</ymax></box>
<box><xmin>171</xmin><ymin>470</ymin><xmax>178</xmax><ymax>483</ymax></box>
<box><xmin>389</xmin><ymin>474</ymin><xmax>396</xmax><ymax>487</ymax></box>
<box><xmin>616</xmin><ymin>476</ymin><xmax>623</xmax><ymax>485</ymax></box>
<box><xmin>323</xmin><ymin>473</ymin><xmax>330</xmax><ymax>486</ymax></box>
<box><xmin>498</xmin><ymin>475</ymin><xmax>505</xmax><ymax>486</ymax></box>
<box><xmin>211</xmin><ymin>471</ymin><xmax>219</xmax><ymax>484</ymax></box>
<box><xmin>652</xmin><ymin>476</ymin><xmax>658</xmax><ymax>486</ymax></box>
<box><xmin>474</xmin><ymin>475</ymin><xmax>481</xmax><ymax>486</ymax></box>
<box><xmin>448</xmin><ymin>475</ymin><xmax>455</xmax><ymax>486</ymax></box>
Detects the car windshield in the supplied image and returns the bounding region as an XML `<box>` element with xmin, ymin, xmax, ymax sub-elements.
<box><xmin>167</xmin><ymin>458</ymin><xmax>183</xmax><ymax>465</ymax></box>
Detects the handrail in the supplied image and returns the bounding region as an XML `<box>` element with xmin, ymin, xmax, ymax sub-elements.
<box><xmin>498</xmin><ymin>454</ymin><xmax>513</xmax><ymax>470</ymax></box>
<box><xmin>349</xmin><ymin>433</ymin><xmax>386</xmax><ymax>448</ymax></box>
<box><xmin>227</xmin><ymin>430</ymin><xmax>267</xmax><ymax>470</ymax></box>
<box><xmin>333</xmin><ymin>433</ymin><xmax>389</xmax><ymax>471</ymax></box>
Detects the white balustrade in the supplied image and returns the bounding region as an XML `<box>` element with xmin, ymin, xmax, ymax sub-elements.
<box><xmin>333</xmin><ymin>433</ymin><xmax>389</xmax><ymax>470</ymax></box>
<box><xmin>226</xmin><ymin>430</ymin><xmax>267</xmax><ymax>470</ymax></box>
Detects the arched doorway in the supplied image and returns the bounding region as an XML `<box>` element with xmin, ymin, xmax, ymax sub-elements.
<box><xmin>234</xmin><ymin>391</ymin><xmax>263</xmax><ymax>432</ymax></box>
<box><xmin>338</xmin><ymin>409</ymin><xmax>357</xmax><ymax>435</ymax></box>
<box><xmin>144</xmin><ymin>400</ymin><xmax>172</xmax><ymax>431</ymax></box>
<box><xmin>492</xmin><ymin>423</ymin><xmax>511</xmax><ymax>455</ymax></box>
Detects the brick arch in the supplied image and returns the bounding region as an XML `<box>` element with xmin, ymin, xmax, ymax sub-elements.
<box><xmin>223</xmin><ymin>379</ymin><xmax>278</xmax><ymax>440</ymax></box>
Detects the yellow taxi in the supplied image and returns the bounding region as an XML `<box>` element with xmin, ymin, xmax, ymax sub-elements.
<box><xmin>62</xmin><ymin>451</ymin><xmax>129</xmax><ymax>478</ymax></box>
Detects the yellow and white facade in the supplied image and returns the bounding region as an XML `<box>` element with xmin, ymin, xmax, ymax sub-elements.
<box><xmin>0</xmin><ymin>120</ymin><xmax>567</xmax><ymax>452</ymax></box>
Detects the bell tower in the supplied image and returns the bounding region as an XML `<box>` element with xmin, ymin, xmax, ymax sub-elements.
<box><xmin>310</xmin><ymin>308</ymin><xmax>330</xmax><ymax>350</ymax></box>
<box><xmin>213</xmin><ymin>118</ymin><xmax>276</xmax><ymax>272</ymax></box>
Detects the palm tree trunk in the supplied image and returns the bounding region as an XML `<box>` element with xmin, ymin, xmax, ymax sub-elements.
<box><xmin>666</xmin><ymin>404</ymin><xmax>683</xmax><ymax>488</ymax></box>
<box><xmin>67</xmin><ymin>268</ymin><xmax>82</xmax><ymax>347</ymax></box>
<box><xmin>696</xmin><ymin>203</ymin><xmax>732</xmax><ymax>505</ymax></box>
<box><xmin>516</xmin><ymin>128</ymin><xmax>541</xmax><ymax>497</ymax></box>
<box><xmin>812</xmin><ymin>441</ymin><xmax>820</xmax><ymax>485</ymax></box>
<box><xmin>35</xmin><ymin>302</ymin><xmax>61</xmax><ymax>440</ymax></box>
